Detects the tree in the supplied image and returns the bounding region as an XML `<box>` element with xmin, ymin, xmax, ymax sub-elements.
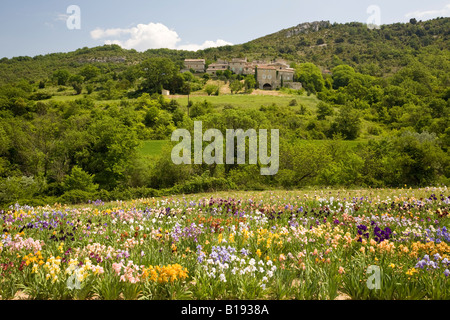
<box><xmin>172</xmin><ymin>107</ymin><xmax>185</xmax><ymax>126</ymax></box>
<box><xmin>79</xmin><ymin>65</ymin><xmax>100</xmax><ymax>82</ymax></box>
<box><xmin>229</xmin><ymin>80</ymin><xmax>244</xmax><ymax>94</ymax></box>
<box><xmin>429</xmin><ymin>98</ymin><xmax>447</xmax><ymax>118</ymax></box>
<box><xmin>277</xmin><ymin>140</ymin><xmax>332</xmax><ymax>187</ymax></box>
<box><xmin>330</xmin><ymin>104</ymin><xmax>361</xmax><ymax>140</ymax></box>
<box><xmin>164</xmin><ymin>99</ymin><xmax>180</xmax><ymax>113</ymax></box>
<box><xmin>152</xmin><ymin>109</ymin><xmax>176</xmax><ymax>139</ymax></box>
<box><xmin>289</xmin><ymin>99</ymin><xmax>298</xmax><ymax>106</ymax></box>
<box><xmin>141</xmin><ymin>57</ymin><xmax>178</xmax><ymax>94</ymax></box>
<box><xmin>168</xmin><ymin>73</ymin><xmax>185</xmax><ymax>94</ymax></box>
<box><xmin>295</xmin><ymin>63</ymin><xmax>325</xmax><ymax>93</ymax></box>
<box><xmin>0</xmin><ymin>176</ymin><xmax>40</xmax><ymax>205</ymax></box>
<box><xmin>101</xmin><ymin>80</ymin><xmax>116</xmax><ymax>100</ymax></box>
<box><xmin>86</xmin><ymin>84</ymin><xmax>94</xmax><ymax>94</ymax></box>
<box><xmin>150</xmin><ymin>146</ymin><xmax>192</xmax><ymax>188</ymax></box>
<box><xmin>120</xmin><ymin>65</ymin><xmax>140</xmax><ymax>84</ymax></box>
<box><xmin>83</xmin><ymin>116</ymin><xmax>140</xmax><ymax>190</ymax></box>
<box><xmin>392</xmin><ymin>61</ymin><xmax>434</xmax><ymax>95</ymax></box>
<box><xmin>182</xmin><ymin>71</ymin><xmax>194</xmax><ymax>82</ymax></box>
<box><xmin>53</xmin><ymin>69</ymin><xmax>71</xmax><ymax>86</ymax></box>
<box><xmin>69</xmin><ymin>74</ymin><xmax>84</xmax><ymax>95</ymax></box>
<box><xmin>331</xmin><ymin>64</ymin><xmax>356</xmax><ymax>89</ymax></box>
<box><xmin>386</xmin><ymin>131</ymin><xmax>447</xmax><ymax>186</ymax></box>
<box><xmin>144</xmin><ymin>106</ymin><xmax>160</xmax><ymax>127</ymax></box>
<box><xmin>205</xmin><ymin>84</ymin><xmax>218</xmax><ymax>96</ymax></box>
<box><xmin>189</xmin><ymin>100</ymin><xmax>214</xmax><ymax>118</ymax></box>
<box><xmin>316</xmin><ymin>102</ymin><xmax>334</xmax><ymax>120</ymax></box>
<box><xmin>244</xmin><ymin>75</ymin><xmax>256</xmax><ymax>93</ymax></box>
<box><xmin>223</xmin><ymin>69</ymin><xmax>232</xmax><ymax>79</ymax></box>
<box><xmin>63</xmin><ymin>166</ymin><xmax>99</xmax><ymax>193</ymax></box>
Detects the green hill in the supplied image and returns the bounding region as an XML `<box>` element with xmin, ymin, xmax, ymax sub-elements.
<box><xmin>1</xmin><ymin>18</ymin><xmax>449</xmax><ymax>84</ymax></box>
<box><xmin>209</xmin><ymin>18</ymin><xmax>450</xmax><ymax>75</ymax></box>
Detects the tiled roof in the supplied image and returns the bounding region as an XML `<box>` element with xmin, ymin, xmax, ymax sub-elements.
<box><xmin>278</xmin><ymin>68</ymin><xmax>294</xmax><ymax>73</ymax></box>
<box><xmin>256</xmin><ymin>66</ymin><xmax>276</xmax><ymax>70</ymax></box>
<box><xmin>207</xmin><ymin>63</ymin><xmax>228</xmax><ymax>67</ymax></box>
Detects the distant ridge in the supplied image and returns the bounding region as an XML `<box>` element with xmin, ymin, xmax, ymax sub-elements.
<box><xmin>0</xmin><ymin>17</ymin><xmax>448</xmax><ymax>84</ymax></box>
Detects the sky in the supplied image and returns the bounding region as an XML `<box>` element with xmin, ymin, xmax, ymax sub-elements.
<box><xmin>0</xmin><ymin>0</ymin><xmax>449</xmax><ymax>59</ymax></box>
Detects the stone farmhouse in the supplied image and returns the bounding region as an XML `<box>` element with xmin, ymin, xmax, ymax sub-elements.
<box><xmin>256</xmin><ymin>65</ymin><xmax>296</xmax><ymax>90</ymax></box>
<box><xmin>205</xmin><ymin>62</ymin><xmax>228</xmax><ymax>74</ymax></box>
<box><xmin>182</xmin><ymin>59</ymin><xmax>206</xmax><ymax>73</ymax></box>
<box><xmin>182</xmin><ymin>57</ymin><xmax>301</xmax><ymax>90</ymax></box>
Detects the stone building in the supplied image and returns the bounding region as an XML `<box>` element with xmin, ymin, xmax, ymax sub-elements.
<box><xmin>206</xmin><ymin>63</ymin><xmax>229</xmax><ymax>75</ymax></box>
<box><xmin>182</xmin><ymin>59</ymin><xmax>205</xmax><ymax>73</ymax></box>
<box><xmin>182</xmin><ymin>56</ymin><xmax>300</xmax><ymax>90</ymax></box>
<box><xmin>229</xmin><ymin>58</ymin><xmax>247</xmax><ymax>74</ymax></box>
<box><xmin>256</xmin><ymin>66</ymin><xmax>277</xmax><ymax>90</ymax></box>
<box><xmin>255</xmin><ymin>65</ymin><xmax>295</xmax><ymax>90</ymax></box>
<box><xmin>277</xmin><ymin>68</ymin><xmax>295</xmax><ymax>82</ymax></box>
<box><xmin>242</xmin><ymin>64</ymin><xmax>255</xmax><ymax>75</ymax></box>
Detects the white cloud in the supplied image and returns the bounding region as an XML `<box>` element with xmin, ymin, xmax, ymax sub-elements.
<box><xmin>91</xmin><ymin>28</ymin><xmax>133</xmax><ymax>40</ymax></box>
<box><xmin>178</xmin><ymin>39</ymin><xmax>233</xmax><ymax>51</ymax></box>
<box><xmin>43</xmin><ymin>12</ymin><xmax>68</xmax><ymax>29</ymax></box>
<box><xmin>90</xmin><ymin>22</ymin><xmax>232</xmax><ymax>52</ymax></box>
<box><xmin>405</xmin><ymin>3</ymin><xmax>450</xmax><ymax>19</ymax></box>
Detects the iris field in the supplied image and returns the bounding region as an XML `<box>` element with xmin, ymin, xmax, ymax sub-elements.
<box><xmin>0</xmin><ymin>187</ymin><xmax>449</xmax><ymax>300</ymax></box>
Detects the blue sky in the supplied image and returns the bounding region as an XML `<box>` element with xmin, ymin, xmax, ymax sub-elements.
<box><xmin>0</xmin><ymin>0</ymin><xmax>449</xmax><ymax>58</ymax></box>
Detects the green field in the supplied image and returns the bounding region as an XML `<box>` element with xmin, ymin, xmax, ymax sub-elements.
<box><xmin>41</xmin><ymin>87</ymin><xmax>320</xmax><ymax>113</ymax></box>
<box><xmin>42</xmin><ymin>91</ymin><xmax>124</xmax><ymax>105</ymax></box>
<box><xmin>139</xmin><ymin>140</ymin><xmax>171</xmax><ymax>157</ymax></box>
<box><xmin>173</xmin><ymin>92</ymin><xmax>320</xmax><ymax>111</ymax></box>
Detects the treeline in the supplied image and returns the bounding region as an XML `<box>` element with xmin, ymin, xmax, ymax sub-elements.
<box><xmin>0</xmin><ymin>90</ymin><xmax>449</xmax><ymax>207</ymax></box>
<box><xmin>0</xmin><ymin>44</ymin><xmax>196</xmax><ymax>86</ymax></box>
<box><xmin>292</xmin><ymin>60</ymin><xmax>449</xmax><ymax>139</ymax></box>
<box><xmin>0</xmin><ymin>56</ymin><xmax>209</xmax><ymax>107</ymax></box>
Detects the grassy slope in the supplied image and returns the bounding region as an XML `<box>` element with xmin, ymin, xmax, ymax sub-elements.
<box><xmin>140</xmin><ymin>140</ymin><xmax>171</xmax><ymax>157</ymax></box>
<box><xmin>174</xmin><ymin>91</ymin><xmax>318</xmax><ymax>109</ymax></box>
